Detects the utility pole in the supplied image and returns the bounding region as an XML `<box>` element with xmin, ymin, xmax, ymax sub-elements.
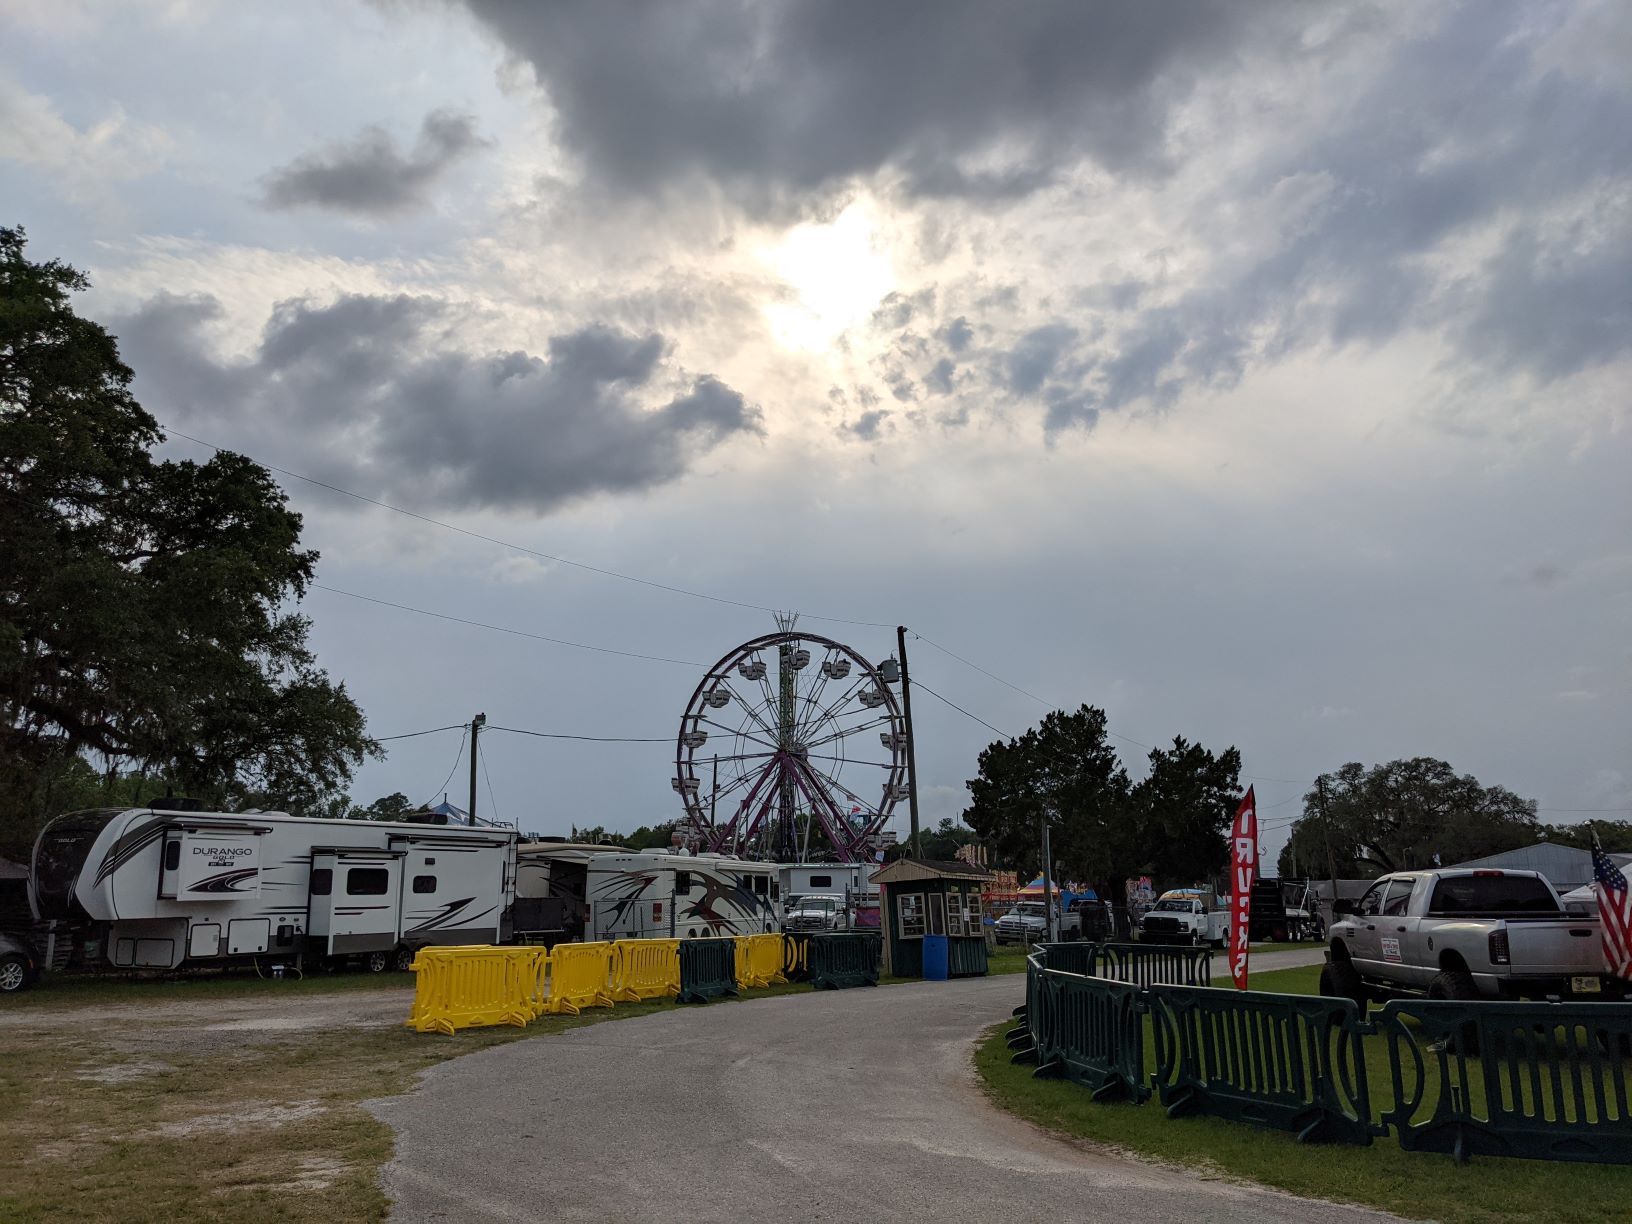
<box><xmin>1317</xmin><ymin>774</ymin><xmax>1338</xmax><ymax>923</ymax></box>
<box><xmin>467</xmin><ymin>712</ymin><xmax>486</xmax><ymax>827</ymax></box>
<box><xmin>1041</xmin><ymin>816</ymin><xmax>1055</xmax><ymax>944</ymax></box>
<box><xmin>896</xmin><ymin>625</ymin><xmax>922</xmax><ymax>857</ymax></box>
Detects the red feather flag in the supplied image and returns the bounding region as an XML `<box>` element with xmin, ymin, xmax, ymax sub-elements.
<box><xmin>1230</xmin><ymin>786</ymin><xmax>1258</xmax><ymax>990</ymax></box>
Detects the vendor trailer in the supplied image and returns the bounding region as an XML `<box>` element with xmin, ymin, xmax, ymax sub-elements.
<box><xmin>30</xmin><ymin>806</ymin><xmax>516</xmax><ymax>972</ymax></box>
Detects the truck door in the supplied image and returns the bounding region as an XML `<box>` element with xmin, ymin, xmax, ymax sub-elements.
<box><xmin>1344</xmin><ymin>878</ymin><xmax>1390</xmax><ymax>972</ymax></box>
<box><xmin>1383</xmin><ymin>877</ymin><xmax>1432</xmax><ymax>987</ymax></box>
<box><xmin>307</xmin><ymin>850</ymin><xmax>404</xmax><ymax>958</ymax></box>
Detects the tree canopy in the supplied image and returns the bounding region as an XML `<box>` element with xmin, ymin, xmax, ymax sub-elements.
<box><xmin>1275</xmin><ymin>758</ymin><xmax>1539</xmax><ymax>879</ymax></box>
<box><xmin>0</xmin><ymin>225</ymin><xmax>377</xmax><ymax>854</ymax></box>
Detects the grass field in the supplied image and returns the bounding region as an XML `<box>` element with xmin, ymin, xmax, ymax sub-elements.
<box><xmin>977</xmin><ymin>962</ymin><xmax>1632</xmax><ymax>1223</ymax></box>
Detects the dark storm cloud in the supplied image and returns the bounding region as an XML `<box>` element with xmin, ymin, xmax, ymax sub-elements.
<box><xmin>261</xmin><ymin>110</ymin><xmax>486</xmax><ymax>216</ymax></box>
<box><xmin>867</xmin><ymin>4</ymin><xmax>1632</xmax><ymax>433</ymax></box>
<box><xmin>457</xmin><ymin>0</ymin><xmax>1294</xmax><ymax>203</ymax></box>
<box><xmin>112</xmin><ymin>293</ymin><xmax>760</xmax><ymax>512</ymax></box>
<box><xmin>848</xmin><ymin>409</ymin><xmax>888</xmax><ymax>440</ymax></box>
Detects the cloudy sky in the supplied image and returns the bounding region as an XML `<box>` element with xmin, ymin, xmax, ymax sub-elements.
<box><xmin>3</xmin><ymin>0</ymin><xmax>1628</xmax><ymax>862</ymax></box>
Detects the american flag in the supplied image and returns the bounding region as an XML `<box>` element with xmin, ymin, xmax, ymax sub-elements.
<box><xmin>1592</xmin><ymin>832</ymin><xmax>1632</xmax><ymax>980</ymax></box>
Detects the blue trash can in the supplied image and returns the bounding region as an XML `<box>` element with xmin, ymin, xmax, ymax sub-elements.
<box><xmin>922</xmin><ymin>934</ymin><xmax>949</xmax><ymax>981</ymax></box>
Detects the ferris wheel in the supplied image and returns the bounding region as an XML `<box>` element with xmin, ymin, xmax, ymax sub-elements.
<box><xmin>672</xmin><ymin>619</ymin><xmax>908</xmax><ymax>863</ymax></box>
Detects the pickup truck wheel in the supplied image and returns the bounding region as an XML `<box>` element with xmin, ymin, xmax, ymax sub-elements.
<box><xmin>0</xmin><ymin>954</ymin><xmax>29</xmax><ymax>993</ymax></box>
<box><xmin>1428</xmin><ymin>968</ymin><xmax>1481</xmax><ymax>1001</ymax></box>
<box><xmin>1319</xmin><ymin>958</ymin><xmax>1367</xmax><ymax>1011</ymax></box>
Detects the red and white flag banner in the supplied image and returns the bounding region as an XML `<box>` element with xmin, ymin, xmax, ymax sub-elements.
<box><xmin>1230</xmin><ymin>786</ymin><xmax>1258</xmax><ymax>991</ymax></box>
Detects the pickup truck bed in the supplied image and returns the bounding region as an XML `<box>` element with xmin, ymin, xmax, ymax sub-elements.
<box><xmin>1324</xmin><ymin>868</ymin><xmax>1621</xmax><ymax>1003</ymax></box>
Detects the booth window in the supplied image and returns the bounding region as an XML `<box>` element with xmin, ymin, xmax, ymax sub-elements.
<box><xmin>347</xmin><ymin>867</ymin><xmax>389</xmax><ymax>896</ymax></box>
<box><xmin>928</xmin><ymin>892</ymin><xmax>947</xmax><ymax>936</ymax></box>
<box><xmin>309</xmin><ymin>868</ymin><xmax>332</xmax><ymax>896</ymax></box>
<box><xmin>946</xmin><ymin>890</ymin><xmax>964</xmax><ymax>936</ymax></box>
<box><xmin>899</xmin><ymin>893</ymin><xmax>926</xmax><ymax>938</ymax></box>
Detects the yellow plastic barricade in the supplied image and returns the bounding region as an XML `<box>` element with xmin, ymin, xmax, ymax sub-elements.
<box><xmin>406</xmin><ymin>946</ymin><xmax>536</xmax><ymax>1035</ymax></box>
<box><xmin>734</xmin><ymin>933</ymin><xmax>789</xmax><ymax>990</ymax></box>
<box><xmin>547</xmin><ymin>941</ymin><xmax>616</xmax><ymax>1014</ymax></box>
<box><xmin>609</xmin><ymin>939</ymin><xmax>681</xmax><ymax>1002</ymax></box>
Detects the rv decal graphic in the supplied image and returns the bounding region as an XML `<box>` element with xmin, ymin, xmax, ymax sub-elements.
<box><xmin>94</xmin><ymin>817</ymin><xmax>169</xmax><ymax>885</ymax></box>
<box><xmin>595</xmin><ymin>871</ymin><xmax>658</xmax><ymax>928</ymax></box>
<box><xmin>406</xmin><ymin>898</ymin><xmax>475</xmax><ymax>934</ymax></box>
<box><xmin>681</xmin><ymin>871</ymin><xmax>760</xmax><ymax>934</ymax></box>
<box><xmin>187</xmin><ymin>868</ymin><xmax>260</xmax><ymax>894</ymax></box>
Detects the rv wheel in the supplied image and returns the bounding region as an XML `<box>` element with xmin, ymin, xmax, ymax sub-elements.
<box><xmin>364</xmin><ymin>950</ymin><xmax>390</xmax><ymax>974</ymax></box>
<box><xmin>394</xmin><ymin>946</ymin><xmax>415</xmax><ymax>972</ymax></box>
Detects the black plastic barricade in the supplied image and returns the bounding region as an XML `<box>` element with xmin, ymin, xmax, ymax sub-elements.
<box><xmin>808</xmin><ymin>932</ymin><xmax>881</xmax><ymax>990</ymax></box>
<box><xmin>1148</xmin><ymin>983</ymin><xmax>1377</xmax><ymax>1145</ymax></box>
<box><xmin>1376</xmin><ymin>999</ymin><xmax>1632</xmax><ymax>1165</ymax></box>
<box><xmin>676</xmin><ymin>938</ymin><xmax>740</xmax><ymax>1004</ymax></box>
<box><xmin>1088</xmin><ymin>942</ymin><xmax>1212</xmax><ymax>988</ymax></box>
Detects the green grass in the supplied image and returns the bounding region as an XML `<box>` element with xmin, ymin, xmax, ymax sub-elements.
<box><xmin>977</xmin><ymin>963</ymin><xmax>1632</xmax><ymax>1223</ymax></box>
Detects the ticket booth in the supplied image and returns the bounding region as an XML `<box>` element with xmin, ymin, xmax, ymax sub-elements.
<box><xmin>871</xmin><ymin>858</ymin><xmax>992</xmax><ymax>979</ymax></box>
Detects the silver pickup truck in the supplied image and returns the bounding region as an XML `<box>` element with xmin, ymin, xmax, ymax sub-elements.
<box><xmin>1320</xmin><ymin>868</ymin><xmax>1620</xmax><ymax>1004</ymax></box>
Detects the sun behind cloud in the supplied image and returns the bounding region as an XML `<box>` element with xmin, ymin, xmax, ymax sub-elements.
<box><xmin>759</xmin><ymin>200</ymin><xmax>895</xmax><ymax>353</ymax></box>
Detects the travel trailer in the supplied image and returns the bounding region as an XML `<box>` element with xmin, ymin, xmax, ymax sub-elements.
<box><xmin>588</xmin><ymin>851</ymin><xmax>779</xmax><ymax>940</ymax></box>
<box><xmin>30</xmin><ymin>805</ymin><xmax>516</xmax><ymax>972</ymax></box>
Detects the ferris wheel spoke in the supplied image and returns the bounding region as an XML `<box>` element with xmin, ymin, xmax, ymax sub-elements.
<box><xmin>802</xmin><ymin>715</ymin><xmax>893</xmax><ymax>752</ymax></box>
<box><xmin>720</xmin><ymin>680</ymin><xmax>782</xmax><ymax>740</ymax></box>
<box><xmin>794</xmin><ymin>674</ymin><xmax>866</xmax><ymax>741</ymax></box>
<box><xmin>695</xmin><ymin>715</ymin><xmax>780</xmax><ymax>754</ymax></box>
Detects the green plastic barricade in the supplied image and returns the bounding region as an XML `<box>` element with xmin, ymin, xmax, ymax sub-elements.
<box><xmin>808</xmin><ymin>932</ymin><xmax>881</xmax><ymax>990</ymax></box>
<box><xmin>1031</xmin><ymin>966</ymin><xmax>1149</xmax><ymax>1102</ymax></box>
<box><xmin>676</xmin><ymin>938</ymin><xmax>740</xmax><ymax>1004</ymax></box>
<box><xmin>1148</xmin><ymin>983</ymin><xmax>1377</xmax><ymax>1145</ymax></box>
<box><xmin>1376</xmin><ymin>999</ymin><xmax>1632</xmax><ymax>1165</ymax></box>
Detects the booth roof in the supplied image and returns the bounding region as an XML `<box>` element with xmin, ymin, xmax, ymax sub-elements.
<box><xmin>870</xmin><ymin>857</ymin><xmax>992</xmax><ymax>885</ymax></box>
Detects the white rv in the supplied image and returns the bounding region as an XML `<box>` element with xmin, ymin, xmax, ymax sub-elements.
<box><xmin>587</xmin><ymin>852</ymin><xmax>779</xmax><ymax>941</ymax></box>
<box><xmin>30</xmin><ymin>806</ymin><xmax>516</xmax><ymax>973</ymax></box>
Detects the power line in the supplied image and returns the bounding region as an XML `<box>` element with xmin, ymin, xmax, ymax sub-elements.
<box><xmin>478</xmin><ymin>738</ymin><xmax>501</xmax><ymax>826</ymax></box>
<box><xmin>163</xmin><ymin>426</ymin><xmax>892</xmax><ymax>629</ymax></box>
<box><xmin>909</xmin><ymin>628</ymin><xmax>1314</xmax><ymax>784</ymax></box>
<box><xmin>486</xmin><ymin>724</ymin><xmax>672</xmax><ymax>744</ymax></box>
<box><xmin>914</xmin><ymin>680</ymin><xmax>1014</xmax><ymax>740</ymax></box>
<box><xmin>419</xmin><ymin>727</ymin><xmax>468</xmax><ymax>808</ymax></box>
<box><xmin>375</xmin><ymin>723</ymin><xmax>467</xmax><ymax>742</ymax></box>
<box><xmin>312</xmin><ymin>583</ymin><xmax>706</xmax><ymax>667</ymax></box>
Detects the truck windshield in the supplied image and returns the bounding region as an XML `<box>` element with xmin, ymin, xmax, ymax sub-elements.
<box><xmin>1013</xmin><ymin>904</ymin><xmax>1045</xmax><ymax>917</ymax></box>
<box><xmin>1429</xmin><ymin>874</ymin><xmax>1559</xmax><ymax>915</ymax></box>
<box><xmin>1153</xmin><ymin>899</ymin><xmax>1198</xmax><ymax>912</ymax></box>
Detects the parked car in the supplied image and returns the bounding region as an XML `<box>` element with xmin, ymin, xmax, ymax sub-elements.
<box><xmin>995</xmin><ymin>901</ymin><xmax>1081</xmax><ymax>945</ymax></box>
<box><xmin>1320</xmin><ymin>868</ymin><xmax>1618</xmax><ymax>1004</ymax></box>
<box><xmin>1138</xmin><ymin>889</ymin><xmax>1229</xmax><ymax>947</ymax></box>
<box><xmin>0</xmin><ymin>931</ymin><xmax>39</xmax><ymax>994</ymax></box>
<box><xmin>782</xmin><ymin>893</ymin><xmax>850</xmax><ymax>933</ymax></box>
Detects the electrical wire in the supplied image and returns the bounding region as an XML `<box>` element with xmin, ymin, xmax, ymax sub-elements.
<box><xmin>419</xmin><ymin>727</ymin><xmax>468</xmax><ymax>808</ymax></box>
<box><xmin>913</xmin><ymin>680</ymin><xmax>1014</xmax><ymax>741</ymax></box>
<box><xmin>312</xmin><ymin>583</ymin><xmax>706</xmax><ymax>667</ymax></box>
<box><xmin>374</xmin><ymin>723</ymin><xmax>468</xmax><ymax>742</ymax></box>
<box><xmin>486</xmin><ymin>725</ymin><xmax>672</xmax><ymax>743</ymax></box>
<box><xmin>478</xmin><ymin>738</ymin><xmax>501</xmax><ymax>826</ymax></box>
<box><xmin>163</xmin><ymin>426</ymin><xmax>893</xmax><ymax>629</ymax></box>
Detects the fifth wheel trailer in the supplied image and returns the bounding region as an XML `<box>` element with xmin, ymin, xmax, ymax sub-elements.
<box><xmin>30</xmin><ymin>806</ymin><xmax>516</xmax><ymax>972</ymax></box>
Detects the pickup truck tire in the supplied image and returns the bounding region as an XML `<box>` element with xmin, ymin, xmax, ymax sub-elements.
<box><xmin>1428</xmin><ymin>967</ymin><xmax>1481</xmax><ymax>1001</ymax></box>
<box><xmin>0</xmin><ymin>953</ymin><xmax>30</xmax><ymax>993</ymax></box>
<box><xmin>1319</xmin><ymin>958</ymin><xmax>1367</xmax><ymax>1011</ymax></box>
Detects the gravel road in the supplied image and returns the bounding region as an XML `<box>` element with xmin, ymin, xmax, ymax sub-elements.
<box><xmin>371</xmin><ymin>948</ymin><xmax>1396</xmax><ymax>1223</ymax></box>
